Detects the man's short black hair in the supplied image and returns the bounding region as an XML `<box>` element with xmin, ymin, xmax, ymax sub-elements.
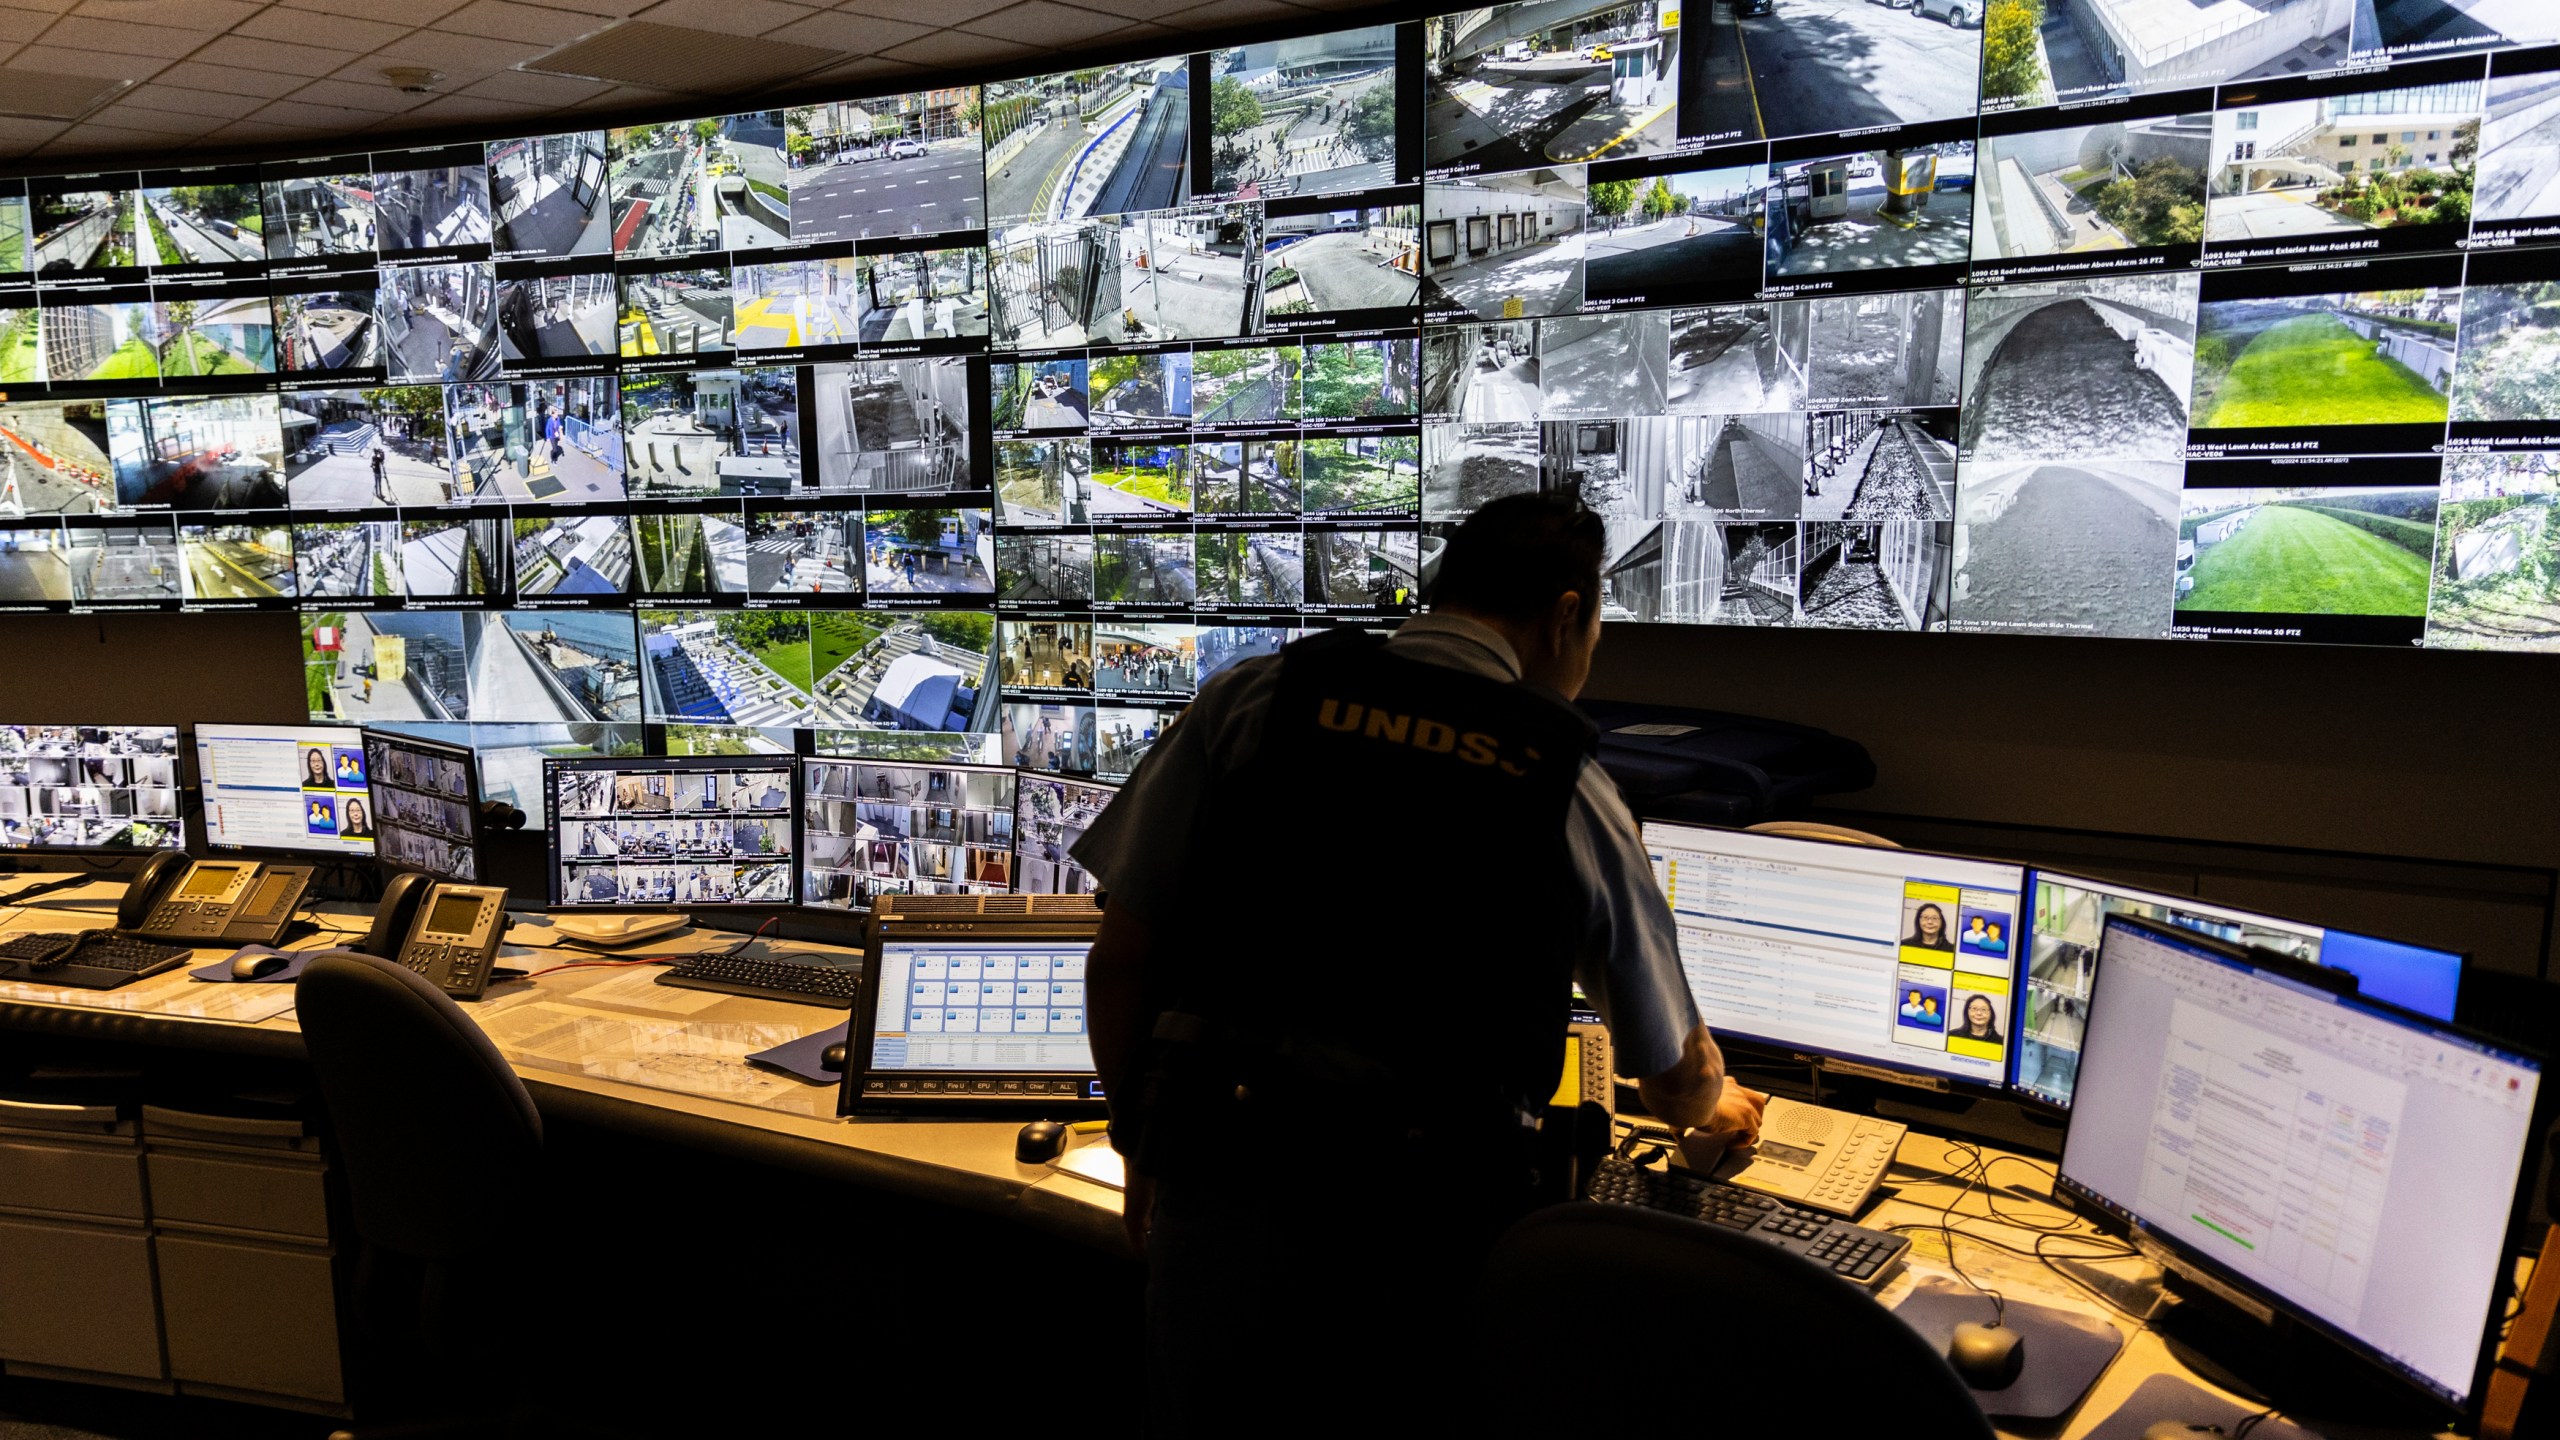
<box><xmin>1426</xmin><ymin>492</ymin><xmax>1606</xmax><ymax>624</ymax></box>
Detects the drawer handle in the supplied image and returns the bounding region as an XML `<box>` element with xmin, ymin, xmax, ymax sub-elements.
<box><xmin>0</xmin><ymin>1098</ymin><xmax>120</xmax><ymax>1126</ymax></box>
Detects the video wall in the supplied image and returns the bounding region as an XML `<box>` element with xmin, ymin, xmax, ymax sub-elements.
<box><xmin>2</xmin><ymin>4</ymin><xmax>2557</xmax><ymax>765</ymax></box>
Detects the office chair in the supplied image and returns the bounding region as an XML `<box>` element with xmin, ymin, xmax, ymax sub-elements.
<box><xmin>1473</xmin><ymin>1202</ymin><xmax>1995</xmax><ymax>1438</ymax></box>
<box><xmin>297</xmin><ymin>949</ymin><xmax>544</xmax><ymax>1439</ymax></box>
<box><xmin>1745</xmin><ymin>819</ymin><xmax>1902</xmax><ymax>849</ymax></box>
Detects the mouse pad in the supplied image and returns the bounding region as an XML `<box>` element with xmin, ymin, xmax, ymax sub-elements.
<box><xmin>1893</xmin><ymin>1275</ymin><xmax>2126</xmax><ymax>1419</ymax></box>
<box><xmin>2078</xmin><ymin>1374</ymin><xmax>2319</xmax><ymax>1440</ymax></box>
<box><xmin>746</xmin><ymin>1021</ymin><xmax>850</xmax><ymax>1084</ymax></box>
<box><xmin>189</xmin><ymin>946</ymin><xmax>313</xmax><ymax>985</ymax></box>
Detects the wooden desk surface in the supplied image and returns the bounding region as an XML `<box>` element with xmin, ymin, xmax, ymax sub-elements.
<box><xmin>0</xmin><ymin>876</ymin><xmax>2475</xmax><ymax>1436</ymax></box>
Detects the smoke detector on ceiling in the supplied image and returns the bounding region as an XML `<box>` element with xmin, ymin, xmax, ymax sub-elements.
<box><xmin>380</xmin><ymin>66</ymin><xmax>445</xmax><ymax>94</ymax></box>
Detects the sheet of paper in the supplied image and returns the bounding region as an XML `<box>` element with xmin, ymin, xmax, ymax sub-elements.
<box><xmin>569</xmin><ymin>965</ymin><xmax>728</xmax><ymax>1016</ymax></box>
<box><xmin>475</xmin><ymin>1002</ymin><xmax>819</xmax><ymax>1110</ymax></box>
<box><xmin>0</xmin><ymin>972</ymin><xmax>298</xmax><ymax>1025</ymax></box>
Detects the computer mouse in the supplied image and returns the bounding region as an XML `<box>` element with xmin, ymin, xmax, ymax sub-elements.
<box><xmin>1947</xmin><ymin>1321</ymin><xmax>2025</xmax><ymax>1390</ymax></box>
<box><xmin>819</xmin><ymin>1040</ymin><xmax>848</xmax><ymax>1072</ymax></box>
<box><xmin>1016</xmin><ymin>1119</ymin><xmax>1069</xmax><ymax>1164</ymax></box>
<box><xmin>2140</xmin><ymin>1424</ymin><xmax>2226</xmax><ymax>1440</ymax></box>
<box><xmin>230</xmin><ymin>952</ymin><xmax>289</xmax><ymax>981</ymax></box>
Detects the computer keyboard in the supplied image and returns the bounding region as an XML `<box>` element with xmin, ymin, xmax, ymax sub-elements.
<box><xmin>0</xmin><ymin>930</ymin><xmax>194</xmax><ymax>990</ymax></box>
<box><xmin>656</xmin><ymin>954</ymin><xmax>862</xmax><ymax>1007</ymax></box>
<box><xmin>1585</xmin><ymin>1156</ymin><xmax>1910</xmax><ymax>1289</ymax></box>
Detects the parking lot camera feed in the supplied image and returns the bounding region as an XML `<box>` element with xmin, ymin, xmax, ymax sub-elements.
<box><xmin>609</xmin><ymin>113</ymin><xmax>790</xmax><ymax>259</ymax></box>
<box><xmin>1767</xmin><ymin>145</ymin><xmax>1975</xmax><ymax>281</ymax></box>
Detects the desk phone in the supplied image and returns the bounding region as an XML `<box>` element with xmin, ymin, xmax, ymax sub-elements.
<box><xmin>364</xmin><ymin>872</ymin><xmax>509</xmax><ymax>1000</ymax></box>
<box><xmin>1555</xmin><ymin>1022</ymin><xmax>1614</xmax><ymax>1113</ymax></box>
<box><xmin>1718</xmin><ymin>1096</ymin><xmax>1906</xmax><ymax>1218</ymax></box>
<box><xmin>119</xmin><ymin>853</ymin><xmax>313</xmax><ymax>946</ymax></box>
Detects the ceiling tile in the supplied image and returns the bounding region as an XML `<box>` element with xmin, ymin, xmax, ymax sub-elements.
<box><xmin>115</xmin><ymin>79</ymin><xmax>271</xmax><ymax>117</ymax></box>
<box><xmin>878</xmin><ymin>26</ymin><xmax>1033</xmax><ymax>67</ymax></box>
<box><xmin>190</xmin><ymin>33</ymin><xmax>360</xmax><ymax>74</ymax></box>
<box><xmin>153</xmin><ymin>57</ymin><xmax>309</xmax><ymax>94</ymax></box>
<box><xmin>433</xmin><ymin>0</ymin><xmax>607</xmax><ymax>45</ymax></box>
<box><xmin>962</xmin><ymin>1</ymin><xmax>1125</xmax><ymax>46</ymax></box>
<box><xmin>455</xmin><ymin>68</ymin><xmax>610</xmax><ymax>107</ymax></box>
<box><xmin>3</xmin><ymin>44</ymin><xmax>162</xmax><ymax>78</ymax></box>
<box><xmin>208</xmin><ymin>114</ymin><xmax>336</xmax><ymax>140</ymax></box>
<box><xmin>36</xmin><ymin>14</ymin><xmax>220</xmax><ymax>58</ymax></box>
<box><xmin>246</xmin><ymin>96</ymin><xmax>400</xmax><ymax>130</ymax></box>
<box><xmin>1158</xmin><ymin>0</ymin><xmax>1304</xmax><ymax>28</ymax></box>
<box><xmin>86</xmin><ymin>100</ymin><xmax>226</xmax><ymax>134</ymax></box>
<box><xmin>1101</xmin><ymin>19</ymin><xmax>1183</xmax><ymax>43</ymax></box>
<box><xmin>563</xmin><ymin>81</ymin><xmax>683</xmax><ymax>108</ymax></box>
<box><xmin>1068</xmin><ymin>0</ymin><xmax>1197</xmax><ymax>19</ymax></box>
<box><xmin>0</xmin><ymin>7</ymin><xmax>51</xmax><ymax>42</ymax></box>
<box><xmin>285</xmin><ymin>76</ymin><xmax>435</xmax><ymax>113</ymax></box>
<box><xmin>833</xmin><ymin>0</ymin><xmax>1013</xmax><ymax>24</ymax></box>
<box><xmin>760</xmin><ymin>8</ymin><xmax>927</xmax><ymax>51</ymax></box>
<box><xmin>629</xmin><ymin>0</ymin><xmax>816</xmax><ymax>37</ymax></box>
<box><xmin>0</xmin><ymin>114</ymin><xmax>67</xmax><ymax>146</ymax></box>
<box><xmin>383</xmin><ymin>89</ymin><xmax>545</xmax><ymax>125</ymax></box>
<box><xmin>235</xmin><ymin>7</ymin><xmax>413</xmax><ymax>52</ymax></box>
<box><xmin>37</xmin><ymin>118</ymin><xmax>186</xmax><ymax>153</ymax></box>
<box><xmin>795</xmin><ymin>51</ymin><xmax>920</xmax><ymax>84</ymax></box>
<box><xmin>501</xmin><ymin>0</ymin><xmax>653</xmax><ymax>15</ymax></box>
<box><xmin>70</xmin><ymin>0</ymin><xmax>260</xmax><ymax>28</ymax></box>
<box><xmin>357</xmin><ymin>29</ymin><xmax>536</xmax><ymax>75</ymax></box>
<box><xmin>272</xmin><ymin>0</ymin><xmax>468</xmax><ymax>22</ymax></box>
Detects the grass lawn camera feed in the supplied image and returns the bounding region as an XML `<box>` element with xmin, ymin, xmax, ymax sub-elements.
<box><xmin>2190</xmin><ymin>291</ymin><xmax>2454</xmax><ymax>430</ymax></box>
<box><xmin>2174</xmin><ymin>487</ymin><xmax>2438</xmax><ymax>617</ymax></box>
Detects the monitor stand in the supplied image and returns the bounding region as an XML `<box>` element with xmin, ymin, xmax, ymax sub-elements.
<box><xmin>2149</xmin><ymin>1278</ymin><xmax>2451</xmax><ymax>1432</ymax></box>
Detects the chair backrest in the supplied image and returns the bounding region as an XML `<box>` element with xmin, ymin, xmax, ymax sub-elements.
<box><xmin>1474</xmin><ymin>1202</ymin><xmax>1995</xmax><ymax>1438</ymax></box>
<box><xmin>296</xmin><ymin>949</ymin><xmax>543</xmax><ymax>1262</ymax></box>
<box><xmin>1745</xmin><ymin>819</ymin><xmax>1902</xmax><ymax>849</ymax></box>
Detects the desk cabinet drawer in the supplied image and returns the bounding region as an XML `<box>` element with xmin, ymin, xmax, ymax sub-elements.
<box><xmin>156</xmin><ymin>1234</ymin><xmax>343</xmax><ymax>1404</ymax></box>
<box><xmin>0</xmin><ymin>1216</ymin><xmax>162</xmax><ymax>1379</ymax></box>
<box><xmin>0</xmin><ymin>1141</ymin><xmax>146</xmax><ymax>1221</ymax></box>
<box><xmin>145</xmin><ymin>1152</ymin><xmax>328</xmax><ymax>1240</ymax></box>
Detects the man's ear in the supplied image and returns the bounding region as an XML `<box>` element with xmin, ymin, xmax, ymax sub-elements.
<box><xmin>1551</xmin><ymin>587</ymin><xmax>1587</xmax><ymax>635</ymax></box>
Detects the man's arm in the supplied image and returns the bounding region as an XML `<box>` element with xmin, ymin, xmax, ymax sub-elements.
<box><xmin>1636</xmin><ymin>1021</ymin><xmax>1726</xmax><ymax>1133</ymax></box>
<box><xmin>1086</xmin><ymin>903</ymin><xmax>1156</xmax><ymax>1125</ymax></box>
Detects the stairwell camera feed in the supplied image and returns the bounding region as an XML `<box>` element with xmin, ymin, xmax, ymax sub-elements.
<box><xmin>549</xmin><ymin>757</ymin><xmax>795</xmax><ymax>907</ymax></box>
<box><xmin>0</xmin><ymin>724</ymin><xmax>182</xmax><ymax>851</ymax></box>
<box><xmin>800</xmin><ymin>759</ymin><xmax>1015</xmax><ymax>909</ymax></box>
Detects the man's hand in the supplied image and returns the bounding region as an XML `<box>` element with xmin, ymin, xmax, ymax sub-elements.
<box><xmin>1674</xmin><ymin>1083</ymin><xmax>1766</xmax><ymax>1172</ymax></box>
<box><xmin>1635</xmin><ymin>1022</ymin><xmax>1730</xmax><ymax>1134</ymax></box>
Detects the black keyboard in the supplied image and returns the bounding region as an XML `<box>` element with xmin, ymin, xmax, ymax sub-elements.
<box><xmin>1585</xmin><ymin>1156</ymin><xmax>1910</xmax><ymax>1289</ymax></box>
<box><xmin>656</xmin><ymin>954</ymin><xmax>862</xmax><ymax>1007</ymax></box>
<box><xmin>0</xmin><ymin>930</ymin><xmax>194</xmax><ymax>990</ymax></box>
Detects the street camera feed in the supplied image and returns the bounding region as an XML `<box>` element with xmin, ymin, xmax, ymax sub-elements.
<box><xmin>1583</xmin><ymin>161</ymin><xmax>1766</xmax><ymax>308</ymax></box>
<box><xmin>617</xmin><ymin>264</ymin><xmax>731</xmax><ymax>360</ymax></box>
<box><xmin>0</xmin><ymin>724</ymin><xmax>183</xmax><ymax>850</ymax></box>
<box><xmin>1207</xmin><ymin>24</ymin><xmax>1403</xmax><ymax>198</ymax></box>
<box><xmin>985</xmin><ymin>61</ymin><xmax>1188</xmax><ymax>231</ymax></box>
<box><xmin>787</xmin><ymin>90</ymin><xmax>985</xmax><ymax>243</ymax></box>
<box><xmin>801</xmin><ymin>759</ymin><xmax>1015</xmax><ymax>908</ymax></box>
<box><xmin>608</xmin><ymin>113</ymin><xmax>790</xmax><ymax>259</ymax></box>
<box><xmin>553</xmin><ymin>760</ymin><xmax>794</xmax><ymax>906</ymax></box>
<box><xmin>141</xmin><ymin>180</ymin><xmax>263</xmax><ymax>267</ymax></box>
<box><xmin>177</xmin><ymin>517</ymin><xmax>294</xmax><ymax>604</ymax></box>
<box><xmin>29</xmin><ymin>183</ymin><xmax>136</xmax><ymax>274</ymax></box>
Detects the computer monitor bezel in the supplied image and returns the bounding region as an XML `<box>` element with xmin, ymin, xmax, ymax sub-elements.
<box><xmin>0</xmin><ymin>723</ymin><xmax>188</xmax><ymax>856</ymax></box>
<box><xmin>1641</xmin><ymin>820</ymin><xmax>2031</xmax><ymax>1097</ymax></box>
<box><xmin>2014</xmin><ymin>866</ymin><xmax>2470</xmax><ymax>1112</ymax></box>
<box><xmin>797</xmin><ymin>756</ymin><xmax>1023</xmax><ymax>912</ymax></box>
<box><xmin>191</xmin><ymin>720</ymin><xmax>380</xmax><ymax>860</ymax></box>
<box><xmin>841</xmin><ymin>898</ymin><xmax>1108</xmax><ymax>1117</ymax></box>
<box><xmin>2054</xmin><ymin>913</ymin><xmax>2544</xmax><ymax>1423</ymax></box>
<box><xmin>359</xmin><ymin>727</ymin><xmax>486</xmax><ymax>884</ymax></box>
<box><xmin>543</xmin><ymin>753</ymin><xmax>801</xmax><ymax>910</ymax></box>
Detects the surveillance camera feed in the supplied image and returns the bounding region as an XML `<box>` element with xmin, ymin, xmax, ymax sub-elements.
<box><xmin>800</xmin><ymin>758</ymin><xmax>1016</xmax><ymax>909</ymax></box>
<box><xmin>0</xmin><ymin>725</ymin><xmax>183</xmax><ymax>850</ymax></box>
<box><xmin>549</xmin><ymin>757</ymin><xmax>794</xmax><ymax>906</ymax></box>
<box><xmin>364</xmin><ymin>729</ymin><xmax>481</xmax><ymax>882</ymax></box>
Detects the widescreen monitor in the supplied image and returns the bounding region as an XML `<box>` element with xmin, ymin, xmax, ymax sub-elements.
<box><xmin>361</xmin><ymin>729</ymin><xmax>484</xmax><ymax>883</ymax></box>
<box><xmin>0</xmin><ymin>725</ymin><xmax>183</xmax><ymax>852</ymax></box>
<box><xmin>545</xmin><ymin>755</ymin><xmax>794</xmax><ymax>907</ymax></box>
<box><xmin>799</xmin><ymin>758</ymin><xmax>1016</xmax><ymax>910</ymax></box>
<box><xmin>1641</xmin><ymin>823</ymin><xmax>2027</xmax><ymax>1090</ymax></box>
<box><xmin>843</xmin><ymin>896</ymin><xmax>1105</xmax><ymax>1114</ymax></box>
<box><xmin>2058</xmin><ymin>916</ymin><xmax>2540</xmax><ymax>1418</ymax></box>
<box><xmin>2018</xmin><ymin>870</ymin><xmax>2466</xmax><ymax>1109</ymax></box>
<box><xmin>193</xmin><ymin>723</ymin><xmax>376</xmax><ymax>857</ymax></box>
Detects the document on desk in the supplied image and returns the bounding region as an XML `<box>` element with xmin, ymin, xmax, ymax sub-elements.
<box><xmin>0</xmin><ymin>972</ymin><xmax>299</xmax><ymax>1025</ymax></box>
<box><xmin>477</xmin><ymin>1001</ymin><xmax>821</xmax><ymax>1112</ymax></box>
<box><xmin>568</xmin><ymin>965</ymin><xmax>727</xmax><ymax>1016</ymax></box>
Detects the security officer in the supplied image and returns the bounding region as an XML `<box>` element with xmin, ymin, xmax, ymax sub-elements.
<box><xmin>1074</xmin><ymin>492</ymin><xmax>1764</xmax><ymax>1433</ymax></box>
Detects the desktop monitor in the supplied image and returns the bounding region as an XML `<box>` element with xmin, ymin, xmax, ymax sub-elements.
<box><xmin>1013</xmin><ymin>774</ymin><xmax>1116</xmax><ymax>896</ymax></box>
<box><xmin>2017</xmin><ymin>870</ymin><xmax>2466</xmax><ymax>1110</ymax></box>
<box><xmin>2057</xmin><ymin>916</ymin><xmax>2541</xmax><ymax>1419</ymax></box>
<box><xmin>1641</xmin><ymin>823</ymin><xmax>2027</xmax><ymax>1091</ymax></box>
<box><xmin>0</xmin><ymin>724</ymin><xmax>184</xmax><ymax>852</ymax></box>
<box><xmin>545</xmin><ymin>756</ymin><xmax>795</xmax><ymax>907</ymax></box>
<box><xmin>842</xmin><ymin>894</ymin><xmax>1105</xmax><ymax>1115</ymax></box>
<box><xmin>194</xmin><ymin>722</ymin><xmax>376</xmax><ymax>857</ymax></box>
<box><xmin>799</xmin><ymin>758</ymin><xmax>1017</xmax><ymax>910</ymax></box>
<box><xmin>361</xmin><ymin>729</ymin><xmax>484</xmax><ymax>883</ymax></box>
